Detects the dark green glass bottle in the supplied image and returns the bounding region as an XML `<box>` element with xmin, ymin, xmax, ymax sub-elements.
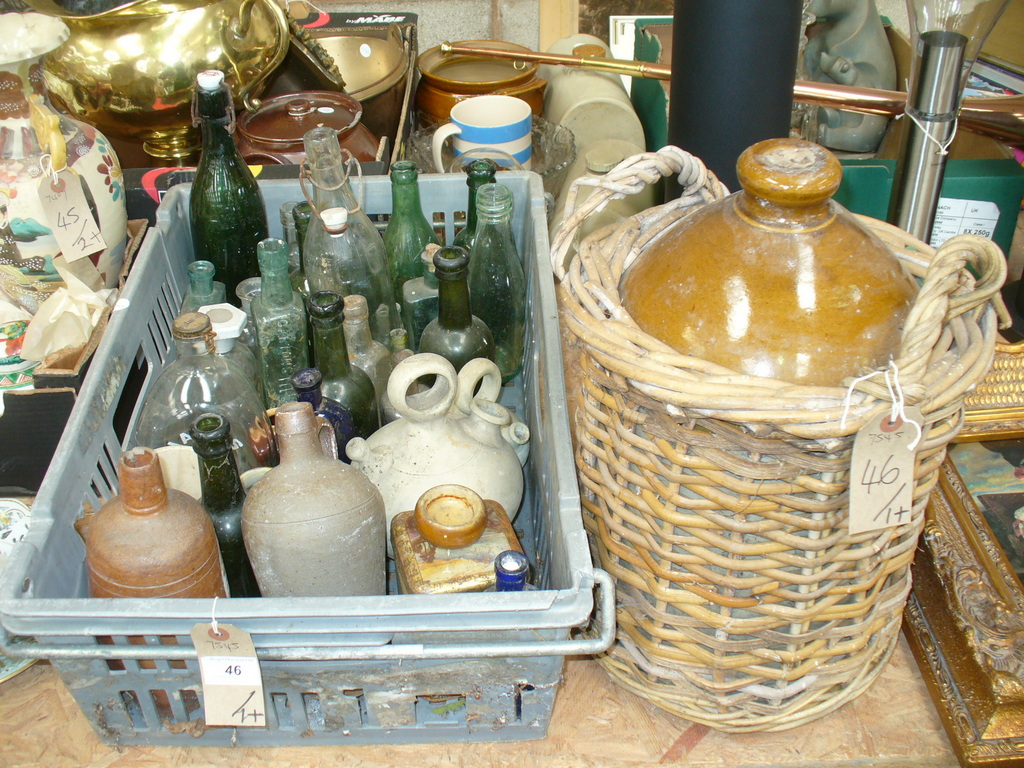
<box><xmin>451</xmin><ymin>159</ymin><xmax>497</xmax><ymax>252</ymax></box>
<box><xmin>307</xmin><ymin>290</ymin><xmax>380</xmax><ymax>440</ymax></box>
<box><xmin>467</xmin><ymin>183</ymin><xmax>526</xmax><ymax>382</ymax></box>
<box><xmin>384</xmin><ymin>160</ymin><xmax>439</xmax><ymax>307</ymax></box>
<box><xmin>252</xmin><ymin>238</ymin><xmax>309</xmax><ymax>408</ymax></box>
<box><xmin>418</xmin><ymin>246</ymin><xmax>495</xmax><ymax>372</ymax></box>
<box><xmin>189</xmin><ymin>69</ymin><xmax>268</xmax><ymax>306</ymax></box>
<box><xmin>401</xmin><ymin>244</ymin><xmax>439</xmax><ymax>352</ymax></box>
<box><xmin>189</xmin><ymin>412</ymin><xmax>261</xmax><ymax>598</ymax></box>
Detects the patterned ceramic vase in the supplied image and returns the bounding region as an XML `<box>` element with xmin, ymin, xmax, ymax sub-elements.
<box><xmin>0</xmin><ymin>12</ymin><xmax>127</xmax><ymax>314</ymax></box>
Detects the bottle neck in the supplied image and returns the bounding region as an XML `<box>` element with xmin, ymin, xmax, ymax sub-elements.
<box><xmin>278</xmin><ymin>425</ymin><xmax>329</xmax><ymax>464</ymax></box>
<box><xmin>392</xmin><ymin>178</ymin><xmax>424</xmax><ymax>217</ymax></box>
<box><xmin>119</xmin><ymin>450</ymin><xmax>168</xmax><ymax>516</ymax></box>
<box><xmin>437</xmin><ymin>276</ymin><xmax>473</xmax><ymax>330</ymax></box>
<box><xmin>198</xmin><ymin>117</ymin><xmax>237</xmax><ymax>158</ymax></box>
<box><xmin>259</xmin><ymin>268</ymin><xmax>293</xmax><ymax>306</ymax></box>
<box><xmin>294</xmin><ymin>382</ymin><xmax>324</xmax><ymax>409</ymax></box>
<box><xmin>307</xmin><ymin>151</ymin><xmax>358</xmax><ymax>210</ymax></box>
<box><xmin>173</xmin><ymin>335</ymin><xmax>213</xmax><ymax>357</ymax></box>
<box><xmin>311</xmin><ymin>314</ymin><xmax>354</xmax><ymax>377</ymax></box>
<box><xmin>194</xmin><ymin>442</ymin><xmax>245</xmax><ymax>511</ymax></box>
<box><xmin>344</xmin><ymin>315</ymin><xmax>374</xmax><ymax>354</ymax></box>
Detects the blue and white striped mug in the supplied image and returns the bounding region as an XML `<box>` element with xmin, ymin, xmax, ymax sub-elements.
<box><xmin>431</xmin><ymin>95</ymin><xmax>533</xmax><ymax>171</ymax></box>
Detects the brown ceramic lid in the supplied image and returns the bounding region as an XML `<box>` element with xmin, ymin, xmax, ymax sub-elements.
<box><xmin>238</xmin><ymin>91</ymin><xmax>364</xmax><ymax>148</ymax></box>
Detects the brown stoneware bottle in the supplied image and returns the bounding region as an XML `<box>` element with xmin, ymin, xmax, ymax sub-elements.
<box><xmin>242</xmin><ymin>401</ymin><xmax>387</xmax><ymax>597</ymax></box>
<box><xmin>620</xmin><ymin>138</ymin><xmax>918</xmax><ymax>387</ymax></box>
<box><xmin>83</xmin><ymin>447</ymin><xmax>227</xmax><ymax>598</ymax></box>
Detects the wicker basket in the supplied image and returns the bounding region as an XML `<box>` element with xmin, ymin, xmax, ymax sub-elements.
<box><xmin>551</xmin><ymin>146</ymin><xmax>1008</xmax><ymax>732</ymax></box>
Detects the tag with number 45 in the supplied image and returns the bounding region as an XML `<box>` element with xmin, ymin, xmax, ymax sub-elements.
<box><xmin>848</xmin><ymin>407</ymin><xmax>922</xmax><ymax>535</ymax></box>
<box><xmin>36</xmin><ymin>167</ymin><xmax>106</xmax><ymax>263</ymax></box>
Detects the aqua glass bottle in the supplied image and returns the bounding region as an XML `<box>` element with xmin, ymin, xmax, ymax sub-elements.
<box><xmin>135</xmin><ymin>312</ymin><xmax>276</xmax><ymax>474</ymax></box>
<box><xmin>401</xmin><ymin>244</ymin><xmax>440</xmax><ymax>353</ymax></box>
<box><xmin>384</xmin><ymin>160</ymin><xmax>439</xmax><ymax>306</ymax></box>
<box><xmin>467</xmin><ymin>183</ymin><xmax>526</xmax><ymax>382</ymax></box>
<box><xmin>343</xmin><ymin>293</ymin><xmax>392</xmax><ymax>408</ymax></box>
<box><xmin>451</xmin><ymin>158</ymin><xmax>497</xmax><ymax>252</ymax></box>
<box><xmin>307</xmin><ymin>290</ymin><xmax>380</xmax><ymax>440</ymax></box>
<box><xmin>180</xmin><ymin>260</ymin><xmax>226</xmax><ymax>314</ymax></box>
<box><xmin>418</xmin><ymin>246</ymin><xmax>495</xmax><ymax>372</ymax></box>
<box><xmin>189</xmin><ymin>69</ymin><xmax>268</xmax><ymax>305</ymax></box>
<box><xmin>301</xmin><ymin>126</ymin><xmax>398</xmax><ymax>345</ymax></box>
<box><xmin>189</xmin><ymin>412</ymin><xmax>261</xmax><ymax>598</ymax></box>
<box><xmin>252</xmin><ymin>237</ymin><xmax>309</xmax><ymax>408</ymax></box>
<box><xmin>291</xmin><ymin>367</ymin><xmax>357</xmax><ymax>461</ymax></box>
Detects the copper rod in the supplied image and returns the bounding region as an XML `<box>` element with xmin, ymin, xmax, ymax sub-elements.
<box><xmin>440</xmin><ymin>42</ymin><xmax>1024</xmax><ymax>147</ymax></box>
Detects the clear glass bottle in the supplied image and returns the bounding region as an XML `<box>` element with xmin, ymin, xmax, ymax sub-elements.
<box><xmin>252</xmin><ymin>237</ymin><xmax>309</xmax><ymax>409</ymax></box>
<box><xmin>234</xmin><ymin>276</ymin><xmax>261</xmax><ymax>359</ymax></box>
<box><xmin>301</xmin><ymin>126</ymin><xmax>398</xmax><ymax>345</ymax></box>
<box><xmin>383</xmin><ymin>160</ymin><xmax>439</xmax><ymax>306</ymax></box>
<box><xmin>198</xmin><ymin>302</ymin><xmax>262</xmax><ymax>401</ymax></box>
<box><xmin>401</xmin><ymin>244</ymin><xmax>440</xmax><ymax>353</ymax></box>
<box><xmin>307</xmin><ymin>290</ymin><xmax>380</xmax><ymax>440</ymax></box>
<box><xmin>242</xmin><ymin>401</ymin><xmax>386</xmax><ymax>598</ymax></box>
<box><xmin>291</xmin><ymin>367</ymin><xmax>357</xmax><ymax>461</ymax></box>
<box><xmin>380</xmin><ymin>328</ymin><xmax>417</xmax><ymax>424</ymax></box>
<box><xmin>135</xmin><ymin>312</ymin><xmax>276</xmax><ymax>474</ymax></box>
<box><xmin>279</xmin><ymin>200</ymin><xmax>306</xmax><ymax>294</ymax></box>
<box><xmin>189</xmin><ymin>69</ymin><xmax>268</xmax><ymax>305</ymax></box>
<box><xmin>419</xmin><ymin>246</ymin><xmax>495</xmax><ymax>372</ymax></box>
<box><xmin>468</xmin><ymin>183</ymin><xmax>526</xmax><ymax>383</ymax></box>
<box><xmin>189</xmin><ymin>412</ymin><xmax>261</xmax><ymax>598</ymax></box>
<box><xmin>343</xmin><ymin>293</ymin><xmax>392</xmax><ymax>409</ymax></box>
<box><xmin>451</xmin><ymin>158</ymin><xmax>497</xmax><ymax>252</ymax></box>
<box><xmin>180</xmin><ymin>260</ymin><xmax>226</xmax><ymax>315</ymax></box>
<box><xmin>288</xmin><ymin>199</ymin><xmax>311</xmax><ymax>299</ymax></box>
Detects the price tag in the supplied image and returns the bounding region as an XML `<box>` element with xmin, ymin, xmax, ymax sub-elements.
<box><xmin>36</xmin><ymin>167</ymin><xmax>106</xmax><ymax>263</ymax></box>
<box><xmin>190</xmin><ymin>622</ymin><xmax>266</xmax><ymax>728</ymax></box>
<box><xmin>848</xmin><ymin>407</ymin><xmax>922</xmax><ymax>535</ymax></box>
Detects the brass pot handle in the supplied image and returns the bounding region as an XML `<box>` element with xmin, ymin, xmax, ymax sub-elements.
<box><xmin>236</xmin><ymin>0</ymin><xmax>290</xmax><ymax>113</ymax></box>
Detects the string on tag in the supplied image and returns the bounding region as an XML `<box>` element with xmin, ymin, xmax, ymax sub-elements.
<box><xmin>211</xmin><ymin>595</ymin><xmax>221</xmax><ymax>637</ymax></box>
<box><xmin>840</xmin><ymin>361</ymin><xmax>922</xmax><ymax>451</ymax></box>
<box><xmin>39</xmin><ymin>153</ymin><xmax>60</xmax><ymax>186</ymax></box>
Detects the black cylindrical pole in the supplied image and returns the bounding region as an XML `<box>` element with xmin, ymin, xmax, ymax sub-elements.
<box><xmin>667</xmin><ymin>0</ymin><xmax>803</xmax><ymax>193</ymax></box>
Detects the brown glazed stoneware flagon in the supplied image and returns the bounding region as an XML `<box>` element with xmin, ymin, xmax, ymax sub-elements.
<box><xmin>82</xmin><ymin>447</ymin><xmax>227</xmax><ymax>598</ymax></box>
<box><xmin>620</xmin><ymin>138</ymin><xmax>918</xmax><ymax>387</ymax></box>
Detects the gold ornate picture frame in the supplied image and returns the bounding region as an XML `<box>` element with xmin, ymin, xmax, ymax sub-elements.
<box><xmin>904</xmin><ymin>441</ymin><xmax>1024</xmax><ymax>767</ymax></box>
<box><xmin>958</xmin><ymin>338</ymin><xmax>1024</xmax><ymax>442</ymax></box>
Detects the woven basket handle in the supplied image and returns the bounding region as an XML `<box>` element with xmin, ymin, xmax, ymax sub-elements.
<box><xmin>550</xmin><ymin>145</ymin><xmax>728</xmax><ymax>281</ymax></box>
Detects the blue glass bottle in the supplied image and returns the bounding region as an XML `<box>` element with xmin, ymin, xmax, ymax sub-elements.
<box><xmin>291</xmin><ymin>367</ymin><xmax>357</xmax><ymax>462</ymax></box>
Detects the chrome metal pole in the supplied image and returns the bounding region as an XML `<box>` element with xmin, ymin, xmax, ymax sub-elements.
<box><xmin>887</xmin><ymin>30</ymin><xmax>967</xmax><ymax>242</ymax></box>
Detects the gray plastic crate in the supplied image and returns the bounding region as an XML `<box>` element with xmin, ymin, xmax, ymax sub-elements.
<box><xmin>0</xmin><ymin>172</ymin><xmax>612</xmax><ymax>746</ymax></box>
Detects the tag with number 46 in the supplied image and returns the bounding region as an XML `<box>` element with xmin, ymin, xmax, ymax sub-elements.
<box><xmin>848</xmin><ymin>407</ymin><xmax>922</xmax><ymax>535</ymax></box>
<box><xmin>190</xmin><ymin>622</ymin><xmax>266</xmax><ymax>727</ymax></box>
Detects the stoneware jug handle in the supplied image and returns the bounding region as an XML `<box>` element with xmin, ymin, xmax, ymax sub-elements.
<box><xmin>455</xmin><ymin>357</ymin><xmax>503</xmax><ymax>414</ymax></box>
<box><xmin>431</xmin><ymin>121</ymin><xmax>462</xmax><ymax>173</ymax></box>
<box><xmin>315</xmin><ymin>414</ymin><xmax>339</xmax><ymax>460</ymax></box>
<box><xmin>389</xmin><ymin>353</ymin><xmax>458</xmax><ymax>422</ymax></box>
